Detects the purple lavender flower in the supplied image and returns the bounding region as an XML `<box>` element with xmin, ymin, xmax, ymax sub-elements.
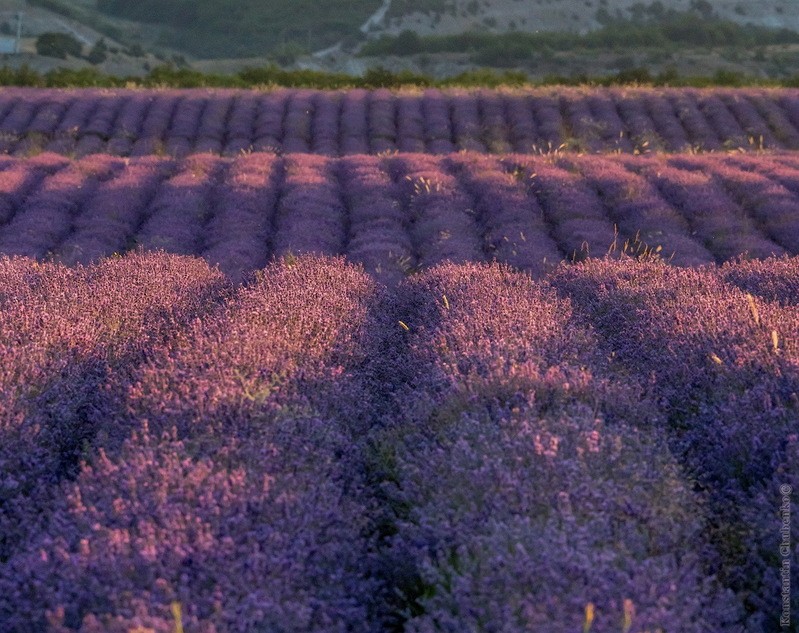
<box><xmin>340</xmin><ymin>88</ymin><xmax>370</xmax><ymax>155</ymax></box>
<box><xmin>396</xmin><ymin>92</ymin><xmax>427</xmax><ymax>153</ymax></box>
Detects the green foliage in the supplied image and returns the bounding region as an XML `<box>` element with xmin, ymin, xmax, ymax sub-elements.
<box><xmin>361</xmin><ymin>66</ymin><xmax>432</xmax><ymax>88</ymax></box>
<box><xmin>45</xmin><ymin>67</ymin><xmax>109</xmax><ymax>87</ymax></box>
<box><xmin>270</xmin><ymin>42</ymin><xmax>308</xmax><ymax>67</ymax></box>
<box><xmin>126</xmin><ymin>43</ymin><xmax>145</xmax><ymax>58</ymax></box>
<box><xmin>394</xmin><ymin>29</ymin><xmax>422</xmax><ymax>55</ymax></box>
<box><xmin>361</xmin><ymin>9</ymin><xmax>799</xmax><ymax>64</ymax></box>
<box><xmin>35</xmin><ymin>32</ymin><xmax>83</xmax><ymax>59</ymax></box>
<box><xmin>96</xmin><ymin>0</ymin><xmax>379</xmax><ymax>59</ymax></box>
<box><xmin>386</xmin><ymin>0</ymin><xmax>451</xmax><ymax>20</ymax></box>
<box><xmin>0</xmin><ymin>62</ymin><xmax>796</xmax><ymax>90</ymax></box>
<box><xmin>438</xmin><ymin>68</ymin><xmax>528</xmax><ymax>88</ymax></box>
<box><xmin>86</xmin><ymin>38</ymin><xmax>108</xmax><ymax>65</ymax></box>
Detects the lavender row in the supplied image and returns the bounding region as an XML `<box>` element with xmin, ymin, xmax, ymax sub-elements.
<box><xmin>0</xmin><ymin>152</ymin><xmax>797</xmax><ymax>280</ymax></box>
<box><xmin>551</xmin><ymin>258</ymin><xmax>799</xmax><ymax>632</ymax></box>
<box><xmin>2</xmin><ymin>87</ymin><xmax>799</xmax><ymax>156</ymax></box>
<box><xmin>0</xmin><ymin>253</ymin><xmax>230</xmax><ymax>568</ymax></box>
<box><xmin>365</xmin><ymin>262</ymin><xmax>743</xmax><ymax>632</ymax></box>
<box><xmin>1</xmin><ymin>253</ymin><xmax>797</xmax><ymax>631</ymax></box>
<box><xmin>0</xmin><ymin>255</ymin><xmax>386</xmax><ymax>632</ymax></box>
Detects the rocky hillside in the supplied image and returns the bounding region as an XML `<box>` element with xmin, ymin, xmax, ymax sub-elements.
<box><xmin>1</xmin><ymin>0</ymin><xmax>797</xmax><ymax>80</ymax></box>
<box><xmin>376</xmin><ymin>0</ymin><xmax>798</xmax><ymax>37</ymax></box>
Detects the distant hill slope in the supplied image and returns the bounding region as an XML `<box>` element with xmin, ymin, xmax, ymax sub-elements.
<box><xmin>379</xmin><ymin>0</ymin><xmax>799</xmax><ymax>37</ymax></box>
<box><xmin>94</xmin><ymin>0</ymin><xmax>382</xmax><ymax>58</ymax></box>
<box><xmin>19</xmin><ymin>0</ymin><xmax>799</xmax><ymax>61</ymax></box>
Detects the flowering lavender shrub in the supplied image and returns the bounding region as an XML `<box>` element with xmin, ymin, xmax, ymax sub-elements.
<box><xmin>136</xmin><ymin>153</ymin><xmax>221</xmax><ymax>255</ymax></box>
<box><xmin>105</xmin><ymin>94</ymin><xmax>152</xmax><ymax>156</ymax></box>
<box><xmin>697</xmin><ymin>93</ymin><xmax>750</xmax><ymax>149</ymax></box>
<box><xmin>271</xmin><ymin>154</ymin><xmax>347</xmax><ymax>257</ymax></box>
<box><xmin>551</xmin><ymin>259</ymin><xmax>799</xmax><ymax>631</ymax></box>
<box><xmin>676</xmin><ymin>155</ymin><xmax>799</xmax><ymax>253</ymax></box>
<box><xmin>668</xmin><ymin>89</ymin><xmax>723</xmax><ymax>151</ymax></box>
<box><xmin>252</xmin><ymin>90</ymin><xmax>288</xmax><ymax>152</ymax></box>
<box><xmin>585</xmin><ymin>92</ymin><xmax>633</xmax><ymax>152</ymax></box>
<box><xmin>222</xmin><ymin>93</ymin><xmax>258</xmax><ymax>155</ymax></box>
<box><xmin>1</xmin><ymin>252</ymin><xmax>798</xmax><ymax>630</ymax></box>
<box><xmin>740</xmin><ymin>433</ymin><xmax>799</xmax><ymax>632</ymax></box>
<box><xmin>80</xmin><ymin>96</ymin><xmax>123</xmax><ymax>141</ymax></box>
<box><xmin>0</xmin><ymin>252</ymin><xmax>230</xmax><ymax>567</ymax></box>
<box><xmin>54</xmin><ymin>96</ymin><xmax>100</xmax><ymax>137</ymax></box>
<box><xmin>446</xmin><ymin>153</ymin><xmax>562</xmax><ymax>276</ymax></box>
<box><xmin>396</xmin><ymin>93</ymin><xmax>427</xmax><ymax>153</ymax></box>
<box><xmin>195</xmin><ymin>92</ymin><xmax>234</xmax><ymax>148</ymax></box>
<box><xmin>505</xmin><ymin>156</ymin><xmax>619</xmax><ymax>261</ymax></box>
<box><xmin>0</xmin><ymin>98</ymin><xmax>38</xmax><ymax>153</ymax></box>
<box><xmin>390</xmin><ymin>153</ymin><xmax>483</xmax><ymax>268</ymax></box>
<box><xmin>56</xmin><ymin>157</ymin><xmax>176</xmax><ymax>265</ymax></box>
<box><xmin>341</xmin><ymin>89</ymin><xmax>370</xmax><ymax>155</ymax></box>
<box><xmin>777</xmin><ymin>92</ymin><xmax>799</xmax><ymax>138</ymax></box>
<box><xmin>374</xmin><ymin>263</ymin><xmax>740</xmax><ymax>632</ymax></box>
<box><xmin>25</xmin><ymin>96</ymin><xmax>70</xmax><ymax>137</ymax></box>
<box><xmin>559</xmin><ymin>92</ymin><xmax>601</xmax><ymax>152</ymax></box>
<box><xmin>201</xmin><ymin>153</ymin><xmax>279</xmax><ymax>281</ymax></box>
<box><xmin>0</xmin><ymin>87</ymin><xmax>797</xmax><ymax>156</ymax></box>
<box><xmin>478</xmin><ymin>92</ymin><xmax>512</xmax><ymax>154</ymax></box>
<box><xmin>0</xmin><ymin>153</ymin><xmax>68</xmax><ymax>226</ymax></box>
<box><xmin>0</xmin><ymin>155</ymin><xmax>123</xmax><ymax>259</ymax></box>
<box><xmin>721</xmin><ymin>255</ymin><xmax>799</xmax><ymax>306</ymax></box>
<box><xmin>368</xmin><ymin>88</ymin><xmax>396</xmax><ymax>153</ymax></box>
<box><xmin>504</xmin><ymin>93</ymin><xmax>538</xmax><ymax>153</ymax></box>
<box><xmin>747</xmin><ymin>90</ymin><xmax>799</xmax><ymax>149</ymax></box>
<box><xmin>0</xmin><ymin>255</ymin><xmax>386</xmax><ymax>632</ymax></box>
<box><xmin>641</xmin><ymin>91</ymin><xmax>691</xmax><ymax>151</ymax></box>
<box><xmin>613</xmin><ymin>89</ymin><xmax>663</xmax><ymax>152</ymax></box>
<box><xmin>130</xmin><ymin>93</ymin><xmax>181</xmax><ymax>156</ymax></box>
<box><xmin>421</xmin><ymin>90</ymin><xmax>455</xmax><ymax>154</ymax></box>
<box><xmin>719</xmin><ymin>92</ymin><xmax>779</xmax><ymax>149</ymax></box>
<box><xmin>523</xmin><ymin>94</ymin><xmax>562</xmax><ymax>150</ymax></box>
<box><xmin>571</xmin><ymin>155</ymin><xmax>715</xmax><ymax>265</ymax></box>
<box><xmin>282</xmin><ymin>89</ymin><xmax>314</xmax><ymax>154</ymax></box>
<box><xmin>13</xmin><ymin>97</ymin><xmax>68</xmax><ymax>156</ymax></box>
<box><xmin>450</xmin><ymin>90</ymin><xmax>486</xmax><ymax>153</ymax></box>
<box><xmin>630</xmin><ymin>155</ymin><xmax>786</xmax><ymax>261</ymax></box>
<box><xmin>337</xmin><ymin>155</ymin><xmax>413</xmax><ymax>285</ymax></box>
<box><xmin>311</xmin><ymin>90</ymin><xmax>341</xmax><ymax>156</ymax></box>
<box><xmin>165</xmin><ymin>93</ymin><xmax>211</xmax><ymax>153</ymax></box>
<box><xmin>0</xmin><ymin>152</ymin><xmax>796</xmax><ymax>276</ymax></box>
<box><xmin>726</xmin><ymin>152</ymin><xmax>799</xmax><ymax>198</ymax></box>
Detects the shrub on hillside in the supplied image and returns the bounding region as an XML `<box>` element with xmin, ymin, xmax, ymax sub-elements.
<box><xmin>35</xmin><ymin>32</ymin><xmax>82</xmax><ymax>59</ymax></box>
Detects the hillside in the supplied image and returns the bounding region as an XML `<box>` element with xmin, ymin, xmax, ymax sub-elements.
<box><xmin>378</xmin><ymin>0</ymin><xmax>799</xmax><ymax>38</ymax></box>
<box><xmin>1</xmin><ymin>0</ymin><xmax>798</xmax><ymax>81</ymax></box>
<box><xmin>21</xmin><ymin>0</ymin><xmax>799</xmax><ymax>58</ymax></box>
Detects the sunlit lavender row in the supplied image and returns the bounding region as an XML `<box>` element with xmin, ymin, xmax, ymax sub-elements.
<box><xmin>1</xmin><ymin>151</ymin><xmax>799</xmax><ymax>283</ymax></box>
<box><xmin>1</xmin><ymin>87</ymin><xmax>799</xmax><ymax>157</ymax></box>
<box><xmin>0</xmin><ymin>252</ymin><xmax>796</xmax><ymax>632</ymax></box>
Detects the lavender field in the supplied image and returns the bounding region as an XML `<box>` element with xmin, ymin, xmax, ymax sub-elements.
<box><xmin>1</xmin><ymin>85</ymin><xmax>798</xmax><ymax>633</ymax></box>
<box><xmin>0</xmin><ymin>151</ymin><xmax>799</xmax><ymax>283</ymax></box>
<box><xmin>0</xmin><ymin>87</ymin><xmax>799</xmax><ymax>157</ymax></box>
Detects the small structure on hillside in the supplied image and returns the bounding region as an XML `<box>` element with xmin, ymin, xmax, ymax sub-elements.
<box><xmin>0</xmin><ymin>11</ymin><xmax>23</xmax><ymax>54</ymax></box>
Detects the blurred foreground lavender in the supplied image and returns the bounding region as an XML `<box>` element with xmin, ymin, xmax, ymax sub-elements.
<box><xmin>0</xmin><ymin>252</ymin><xmax>796</xmax><ymax>632</ymax></box>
